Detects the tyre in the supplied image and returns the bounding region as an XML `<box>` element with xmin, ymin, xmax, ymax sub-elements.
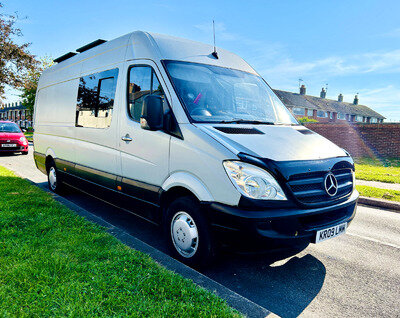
<box><xmin>165</xmin><ymin>196</ymin><xmax>215</xmax><ymax>267</ymax></box>
<box><xmin>22</xmin><ymin>151</ymin><xmax>28</xmax><ymax>155</ymax></box>
<box><xmin>47</xmin><ymin>160</ymin><xmax>64</xmax><ymax>193</ymax></box>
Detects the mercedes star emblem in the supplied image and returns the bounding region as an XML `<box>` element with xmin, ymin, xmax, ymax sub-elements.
<box><xmin>324</xmin><ymin>173</ymin><xmax>338</xmax><ymax>196</ymax></box>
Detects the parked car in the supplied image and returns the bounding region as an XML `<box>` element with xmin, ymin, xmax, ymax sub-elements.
<box><xmin>33</xmin><ymin>31</ymin><xmax>359</xmax><ymax>266</ymax></box>
<box><xmin>0</xmin><ymin>121</ymin><xmax>29</xmax><ymax>155</ymax></box>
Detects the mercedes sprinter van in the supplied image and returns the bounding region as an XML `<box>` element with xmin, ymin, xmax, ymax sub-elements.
<box><xmin>34</xmin><ymin>31</ymin><xmax>358</xmax><ymax>265</ymax></box>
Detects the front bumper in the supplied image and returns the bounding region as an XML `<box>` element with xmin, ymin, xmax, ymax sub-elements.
<box><xmin>203</xmin><ymin>190</ymin><xmax>359</xmax><ymax>248</ymax></box>
<box><xmin>0</xmin><ymin>144</ymin><xmax>28</xmax><ymax>152</ymax></box>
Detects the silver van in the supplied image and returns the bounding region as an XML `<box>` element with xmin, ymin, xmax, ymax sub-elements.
<box><xmin>33</xmin><ymin>31</ymin><xmax>358</xmax><ymax>266</ymax></box>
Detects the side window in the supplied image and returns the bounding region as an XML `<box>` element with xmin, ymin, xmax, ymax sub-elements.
<box><xmin>76</xmin><ymin>68</ymin><xmax>119</xmax><ymax>128</ymax></box>
<box><xmin>128</xmin><ymin>66</ymin><xmax>166</xmax><ymax>122</ymax></box>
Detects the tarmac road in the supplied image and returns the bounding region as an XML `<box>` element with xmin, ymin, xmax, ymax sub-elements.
<box><xmin>1</xmin><ymin>147</ymin><xmax>399</xmax><ymax>317</ymax></box>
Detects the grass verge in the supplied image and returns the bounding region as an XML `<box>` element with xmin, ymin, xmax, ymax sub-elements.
<box><xmin>0</xmin><ymin>166</ymin><xmax>239</xmax><ymax>317</ymax></box>
<box><xmin>356</xmin><ymin>185</ymin><xmax>400</xmax><ymax>202</ymax></box>
<box><xmin>354</xmin><ymin>158</ymin><xmax>400</xmax><ymax>184</ymax></box>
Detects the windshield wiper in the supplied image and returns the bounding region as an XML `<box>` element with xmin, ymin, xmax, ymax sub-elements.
<box><xmin>218</xmin><ymin>119</ymin><xmax>275</xmax><ymax>125</ymax></box>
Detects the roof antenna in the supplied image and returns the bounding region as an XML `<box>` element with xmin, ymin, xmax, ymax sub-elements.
<box><xmin>211</xmin><ymin>20</ymin><xmax>218</xmax><ymax>59</ymax></box>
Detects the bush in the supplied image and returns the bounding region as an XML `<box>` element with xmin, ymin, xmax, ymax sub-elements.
<box><xmin>297</xmin><ymin>117</ymin><xmax>318</xmax><ymax>124</ymax></box>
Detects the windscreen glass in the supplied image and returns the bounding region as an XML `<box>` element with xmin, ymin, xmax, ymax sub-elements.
<box><xmin>164</xmin><ymin>60</ymin><xmax>297</xmax><ymax>124</ymax></box>
<box><xmin>0</xmin><ymin>122</ymin><xmax>21</xmax><ymax>133</ymax></box>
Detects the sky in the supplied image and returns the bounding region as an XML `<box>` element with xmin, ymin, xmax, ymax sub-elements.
<box><xmin>2</xmin><ymin>0</ymin><xmax>400</xmax><ymax>121</ymax></box>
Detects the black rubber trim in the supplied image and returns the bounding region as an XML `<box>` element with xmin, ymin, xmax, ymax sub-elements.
<box><xmin>34</xmin><ymin>152</ymin><xmax>161</xmax><ymax>208</ymax></box>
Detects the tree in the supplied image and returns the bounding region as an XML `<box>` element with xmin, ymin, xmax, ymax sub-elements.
<box><xmin>20</xmin><ymin>56</ymin><xmax>53</xmax><ymax>116</ymax></box>
<box><xmin>0</xmin><ymin>2</ymin><xmax>38</xmax><ymax>99</ymax></box>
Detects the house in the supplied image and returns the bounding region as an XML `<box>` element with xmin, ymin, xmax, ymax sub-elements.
<box><xmin>273</xmin><ymin>85</ymin><xmax>385</xmax><ymax>123</ymax></box>
<box><xmin>0</xmin><ymin>101</ymin><xmax>33</xmax><ymax>128</ymax></box>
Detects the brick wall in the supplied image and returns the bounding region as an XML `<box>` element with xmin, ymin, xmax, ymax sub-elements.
<box><xmin>304</xmin><ymin>123</ymin><xmax>400</xmax><ymax>158</ymax></box>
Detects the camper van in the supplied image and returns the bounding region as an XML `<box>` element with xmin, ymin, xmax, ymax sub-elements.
<box><xmin>33</xmin><ymin>31</ymin><xmax>358</xmax><ymax>265</ymax></box>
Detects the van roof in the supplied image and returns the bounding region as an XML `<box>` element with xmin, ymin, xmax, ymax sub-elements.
<box><xmin>39</xmin><ymin>31</ymin><xmax>256</xmax><ymax>88</ymax></box>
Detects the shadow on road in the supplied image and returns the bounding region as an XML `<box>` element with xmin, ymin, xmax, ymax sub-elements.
<box><xmin>44</xmin><ymin>185</ymin><xmax>326</xmax><ymax>317</ymax></box>
<box><xmin>202</xmin><ymin>252</ymin><xmax>326</xmax><ymax>317</ymax></box>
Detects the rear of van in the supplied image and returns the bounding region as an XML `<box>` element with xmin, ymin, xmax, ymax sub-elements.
<box><xmin>34</xmin><ymin>31</ymin><xmax>358</xmax><ymax>267</ymax></box>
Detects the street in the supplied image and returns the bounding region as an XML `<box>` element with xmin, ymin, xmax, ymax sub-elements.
<box><xmin>1</xmin><ymin>147</ymin><xmax>399</xmax><ymax>318</ymax></box>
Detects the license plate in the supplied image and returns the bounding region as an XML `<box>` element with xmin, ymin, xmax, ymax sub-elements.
<box><xmin>1</xmin><ymin>144</ymin><xmax>17</xmax><ymax>147</ymax></box>
<box><xmin>316</xmin><ymin>223</ymin><xmax>347</xmax><ymax>243</ymax></box>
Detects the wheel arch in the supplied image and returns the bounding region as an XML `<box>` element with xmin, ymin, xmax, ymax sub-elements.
<box><xmin>161</xmin><ymin>172</ymin><xmax>214</xmax><ymax>203</ymax></box>
<box><xmin>44</xmin><ymin>148</ymin><xmax>56</xmax><ymax>172</ymax></box>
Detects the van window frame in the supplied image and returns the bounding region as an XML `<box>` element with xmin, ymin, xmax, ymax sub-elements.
<box><xmin>76</xmin><ymin>67</ymin><xmax>119</xmax><ymax>129</ymax></box>
<box><xmin>126</xmin><ymin>63</ymin><xmax>183</xmax><ymax>139</ymax></box>
<box><xmin>126</xmin><ymin>64</ymin><xmax>168</xmax><ymax>122</ymax></box>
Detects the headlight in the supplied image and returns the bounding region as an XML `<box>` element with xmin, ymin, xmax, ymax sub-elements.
<box><xmin>19</xmin><ymin>136</ymin><xmax>27</xmax><ymax>145</ymax></box>
<box><xmin>223</xmin><ymin>161</ymin><xmax>287</xmax><ymax>200</ymax></box>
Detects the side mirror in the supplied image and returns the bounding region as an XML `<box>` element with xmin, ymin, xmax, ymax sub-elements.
<box><xmin>140</xmin><ymin>95</ymin><xmax>164</xmax><ymax>131</ymax></box>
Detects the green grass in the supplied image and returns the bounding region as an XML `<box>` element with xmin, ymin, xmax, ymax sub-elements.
<box><xmin>356</xmin><ymin>185</ymin><xmax>400</xmax><ymax>202</ymax></box>
<box><xmin>354</xmin><ymin>158</ymin><xmax>400</xmax><ymax>184</ymax></box>
<box><xmin>0</xmin><ymin>166</ymin><xmax>239</xmax><ymax>317</ymax></box>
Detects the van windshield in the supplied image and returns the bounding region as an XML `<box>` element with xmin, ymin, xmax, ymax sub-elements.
<box><xmin>163</xmin><ymin>60</ymin><xmax>297</xmax><ymax>124</ymax></box>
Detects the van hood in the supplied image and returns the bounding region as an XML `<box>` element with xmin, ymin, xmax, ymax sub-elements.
<box><xmin>196</xmin><ymin>124</ymin><xmax>347</xmax><ymax>161</ymax></box>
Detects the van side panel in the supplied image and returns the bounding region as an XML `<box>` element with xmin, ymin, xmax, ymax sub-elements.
<box><xmin>34</xmin><ymin>79</ymin><xmax>78</xmax><ymax>166</ymax></box>
<box><xmin>72</xmin><ymin>62</ymin><xmax>124</xmax><ymax>189</ymax></box>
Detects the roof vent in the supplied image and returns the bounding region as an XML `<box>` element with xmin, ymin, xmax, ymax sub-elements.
<box><xmin>76</xmin><ymin>39</ymin><xmax>107</xmax><ymax>53</ymax></box>
<box><xmin>214</xmin><ymin>127</ymin><xmax>264</xmax><ymax>134</ymax></box>
<box><xmin>54</xmin><ymin>52</ymin><xmax>77</xmax><ymax>63</ymax></box>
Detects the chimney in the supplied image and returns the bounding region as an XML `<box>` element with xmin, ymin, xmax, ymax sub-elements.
<box><xmin>320</xmin><ymin>88</ymin><xmax>326</xmax><ymax>98</ymax></box>
<box><xmin>353</xmin><ymin>94</ymin><xmax>359</xmax><ymax>105</ymax></box>
<box><xmin>338</xmin><ymin>94</ymin><xmax>343</xmax><ymax>102</ymax></box>
<box><xmin>300</xmin><ymin>84</ymin><xmax>306</xmax><ymax>95</ymax></box>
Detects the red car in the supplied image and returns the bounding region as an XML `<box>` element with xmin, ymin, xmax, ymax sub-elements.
<box><xmin>0</xmin><ymin>121</ymin><xmax>29</xmax><ymax>155</ymax></box>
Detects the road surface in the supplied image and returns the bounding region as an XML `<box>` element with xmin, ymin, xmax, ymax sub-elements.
<box><xmin>1</xmin><ymin>147</ymin><xmax>399</xmax><ymax>317</ymax></box>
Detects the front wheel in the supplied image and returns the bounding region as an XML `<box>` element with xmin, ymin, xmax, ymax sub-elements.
<box><xmin>165</xmin><ymin>196</ymin><xmax>215</xmax><ymax>267</ymax></box>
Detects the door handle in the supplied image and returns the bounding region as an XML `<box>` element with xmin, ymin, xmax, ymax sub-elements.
<box><xmin>121</xmin><ymin>134</ymin><xmax>133</xmax><ymax>142</ymax></box>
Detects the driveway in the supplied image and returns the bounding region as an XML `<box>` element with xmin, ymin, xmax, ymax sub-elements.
<box><xmin>1</xmin><ymin>147</ymin><xmax>399</xmax><ymax>317</ymax></box>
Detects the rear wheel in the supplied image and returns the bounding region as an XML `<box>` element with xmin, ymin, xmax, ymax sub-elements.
<box><xmin>165</xmin><ymin>196</ymin><xmax>215</xmax><ymax>267</ymax></box>
<box><xmin>47</xmin><ymin>160</ymin><xmax>64</xmax><ymax>193</ymax></box>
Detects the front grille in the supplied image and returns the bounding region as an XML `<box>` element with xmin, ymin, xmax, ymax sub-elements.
<box><xmin>287</xmin><ymin>168</ymin><xmax>353</xmax><ymax>204</ymax></box>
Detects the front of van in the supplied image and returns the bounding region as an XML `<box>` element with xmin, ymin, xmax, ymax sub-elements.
<box><xmin>162</xmin><ymin>59</ymin><xmax>358</xmax><ymax>252</ymax></box>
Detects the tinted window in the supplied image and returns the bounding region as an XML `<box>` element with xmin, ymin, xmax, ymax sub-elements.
<box><xmin>76</xmin><ymin>68</ymin><xmax>119</xmax><ymax>128</ymax></box>
<box><xmin>128</xmin><ymin>66</ymin><xmax>166</xmax><ymax>122</ymax></box>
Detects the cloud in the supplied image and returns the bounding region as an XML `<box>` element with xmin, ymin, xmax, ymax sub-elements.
<box><xmin>194</xmin><ymin>22</ymin><xmax>238</xmax><ymax>41</ymax></box>
<box><xmin>257</xmin><ymin>50</ymin><xmax>400</xmax><ymax>80</ymax></box>
<box><xmin>381</xmin><ymin>27</ymin><xmax>400</xmax><ymax>38</ymax></box>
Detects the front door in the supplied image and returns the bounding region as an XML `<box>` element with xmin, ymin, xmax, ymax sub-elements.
<box><xmin>118</xmin><ymin>61</ymin><xmax>171</xmax><ymax>218</ymax></box>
